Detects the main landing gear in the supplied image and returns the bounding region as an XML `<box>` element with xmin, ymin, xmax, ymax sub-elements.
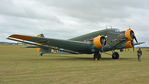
<box><xmin>93</xmin><ymin>52</ymin><xmax>120</xmax><ymax>60</ymax></box>
<box><xmin>93</xmin><ymin>53</ymin><xmax>101</xmax><ymax>60</ymax></box>
<box><xmin>112</xmin><ymin>52</ymin><xmax>119</xmax><ymax>59</ymax></box>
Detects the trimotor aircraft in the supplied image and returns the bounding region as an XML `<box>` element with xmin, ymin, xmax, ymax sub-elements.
<box><xmin>7</xmin><ymin>28</ymin><xmax>144</xmax><ymax>60</ymax></box>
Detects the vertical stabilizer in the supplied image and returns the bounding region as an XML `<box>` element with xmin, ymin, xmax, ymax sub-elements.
<box><xmin>36</xmin><ymin>34</ymin><xmax>44</xmax><ymax>53</ymax></box>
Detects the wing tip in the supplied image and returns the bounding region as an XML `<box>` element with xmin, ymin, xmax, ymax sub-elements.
<box><xmin>7</xmin><ymin>34</ymin><xmax>35</xmax><ymax>41</ymax></box>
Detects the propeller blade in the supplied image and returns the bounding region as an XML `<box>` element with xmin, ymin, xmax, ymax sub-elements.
<box><xmin>101</xmin><ymin>39</ymin><xmax>105</xmax><ymax>51</ymax></box>
<box><xmin>131</xmin><ymin>40</ymin><xmax>135</xmax><ymax>52</ymax></box>
<box><xmin>134</xmin><ymin>36</ymin><xmax>138</xmax><ymax>43</ymax></box>
<box><xmin>130</xmin><ymin>30</ymin><xmax>138</xmax><ymax>43</ymax></box>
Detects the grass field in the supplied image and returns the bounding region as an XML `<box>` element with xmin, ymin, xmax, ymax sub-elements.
<box><xmin>0</xmin><ymin>45</ymin><xmax>149</xmax><ymax>84</ymax></box>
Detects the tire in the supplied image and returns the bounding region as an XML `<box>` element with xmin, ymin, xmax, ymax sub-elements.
<box><xmin>40</xmin><ymin>53</ymin><xmax>43</xmax><ymax>56</ymax></box>
<box><xmin>93</xmin><ymin>53</ymin><xmax>101</xmax><ymax>60</ymax></box>
<box><xmin>93</xmin><ymin>54</ymin><xmax>96</xmax><ymax>60</ymax></box>
<box><xmin>112</xmin><ymin>52</ymin><xmax>119</xmax><ymax>59</ymax></box>
<box><xmin>97</xmin><ymin>54</ymin><xmax>101</xmax><ymax>60</ymax></box>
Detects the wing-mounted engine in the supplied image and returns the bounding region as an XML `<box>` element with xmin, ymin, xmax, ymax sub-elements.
<box><xmin>93</xmin><ymin>35</ymin><xmax>106</xmax><ymax>51</ymax></box>
<box><xmin>125</xmin><ymin>41</ymin><xmax>133</xmax><ymax>48</ymax></box>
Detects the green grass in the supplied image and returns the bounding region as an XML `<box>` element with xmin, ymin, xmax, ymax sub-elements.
<box><xmin>0</xmin><ymin>45</ymin><xmax>149</xmax><ymax>84</ymax></box>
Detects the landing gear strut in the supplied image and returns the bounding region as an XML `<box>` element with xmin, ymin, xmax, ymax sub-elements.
<box><xmin>112</xmin><ymin>52</ymin><xmax>119</xmax><ymax>59</ymax></box>
<box><xmin>93</xmin><ymin>53</ymin><xmax>101</xmax><ymax>60</ymax></box>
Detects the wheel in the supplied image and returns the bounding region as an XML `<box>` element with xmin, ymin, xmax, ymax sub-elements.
<box><xmin>97</xmin><ymin>53</ymin><xmax>101</xmax><ymax>60</ymax></box>
<box><xmin>112</xmin><ymin>52</ymin><xmax>119</xmax><ymax>59</ymax></box>
<box><xmin>93</xmin><ymin>53</ymin><xmax>101</xmax><ymax>60</ymax></box>
<box><xmin>93</xmin><ymin>54</ymin><xmax>97</xmax><ymax>60</ymax></box>
<box><xmin>40</xmin><ymin>53</ymin><xmax>43</xmax><ymax>56</ymax></box>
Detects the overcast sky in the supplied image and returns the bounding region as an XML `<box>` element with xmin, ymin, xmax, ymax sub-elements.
<box><xmin>0</xmin><ymin>0</ymin><xmax>148</xmax><ymax>46</ymax></box>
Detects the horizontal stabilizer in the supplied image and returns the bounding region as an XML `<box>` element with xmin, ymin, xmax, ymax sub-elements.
<box><xmin>21</xmin><ymin>46</ymin><xmax>41</xmax><ymax>48</ymax></box>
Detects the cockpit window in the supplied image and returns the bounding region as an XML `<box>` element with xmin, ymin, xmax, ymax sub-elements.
<box><xmin>108</xmin><ymin>28</ymin><xmax>120</xmax><ymax>33</ymax></box>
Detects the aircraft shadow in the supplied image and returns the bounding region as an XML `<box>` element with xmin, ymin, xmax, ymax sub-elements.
<box><xmin>24</xmin><ymin>55</ymin><xmax>136</xmax><ymax>62</ymax></box>
<box><xmin>56</xmin><ymin>57</ymin><xmax>135</xmax><ymax>61</ymax></box>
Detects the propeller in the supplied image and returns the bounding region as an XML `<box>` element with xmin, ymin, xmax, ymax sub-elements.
<box><xmin>100</xmin><ymin>37</ymin><xmax>106</xmax><ymax>51</ymax></box>
<box><xmin>134</xmin><ymin>36</ymin><xmax>138</xmax><ymax>43</ymax></box>
<box><xmin>130</xmin><ymin>30</ymin><xmax>138</xmax><ymax>51</ymax></box>
<box><xmin>131</xmin><ymin>40</ymin><xmax>135</xmax><ymax>52</ymax></box>
<box><xmin>130</xmin><ymin>30</ymin><xmax>138</xmax><ymax>43</ymax></box>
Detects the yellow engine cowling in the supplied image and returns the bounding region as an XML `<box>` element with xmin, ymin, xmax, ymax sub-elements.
<box><xmin>125</xmin><ymin>29</ymin><xmax>135</xmax><ymax>41</ymax></box>
<box><xmin>125</xmin><ymin>41</ymin><xmax>133</xmax><ymax>48</ymax></box>
<box><xmin>93</xmin><ymin>35</ymin><xmax>106</xmax><ymax>48</ymax></box>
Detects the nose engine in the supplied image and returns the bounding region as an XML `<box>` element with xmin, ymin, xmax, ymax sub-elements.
<box><xmin>125</xmin><ymin>29</ymin><xmax>138</xmax><ymax>43</ymax></box>
<box><xmin>125</xmin><ymin>29</ymin><xmax>138</xmax><ymax>50</ymax></box>
<box><xmin>125</xmin><ymin>41</ymin><xmax>134</xmax><ymax>48</ymax></box>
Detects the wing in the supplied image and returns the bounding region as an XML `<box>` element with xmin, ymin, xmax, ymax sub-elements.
<box><xmin>7</xmin><ymin>34</ymin><xmax>92</xmax><ymax>54</ymax></box>
<box><xmin>134</xmin><ymin>42</ymin><xmax>145</xmax><ymax>45</ymax></box>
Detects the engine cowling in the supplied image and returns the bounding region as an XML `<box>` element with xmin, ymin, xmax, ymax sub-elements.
<box><xmin>125</xmin><ymin>29</ymin><xmax>135</xmax><ymax>41</ymax></box>
<box><xmin>125</xmin><ymin>41</ymin><xmax>133</xmax><ymax>48</ymax></box>
<box><xmin>93</xmin><ymin>35</ymin><xmax>106</xmax><ymax>48</ymax></box>
<box><xmin>124</xmin><ymin>29</ymin><xmax>138</xmax><ymax>50</ymax></box>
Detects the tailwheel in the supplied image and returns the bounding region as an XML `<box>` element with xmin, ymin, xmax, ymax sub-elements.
<box><xmin>112</xmin><ymin>52</ymin><xmax>119</xmax><ymax>59</ymax></box>
<box><xmin>40</xmin><ymin>53</ymin><xmax>43</xmax><ymax>56</ymax></box>
<box><xmin>93</xmin><ymin>53</ymin><xmax>101</xmax><ymax>60</ymax></box>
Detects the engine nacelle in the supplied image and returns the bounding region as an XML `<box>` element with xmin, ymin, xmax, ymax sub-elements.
<box><xmin>125</xmin><ymin>41</ymin><xmax>133</xmax><ymax>48</ymax></box>
<box><xmin>125</xmin><ymin>29</ymin><xmax>135</xmax><ymax>41</ymax></box>
<box><xmin>93</xmin><ymin>35</ymin><xmax>106</xmax><ymax>48</ymax></box>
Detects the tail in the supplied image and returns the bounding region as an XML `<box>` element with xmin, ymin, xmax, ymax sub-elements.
<box><xmin>37</xmin><ymin>34</ymin><xmax>44</xmax><ymax>38</ymax></box>
<box><xmin>36</xmin><ymin>34</ymin><xmax>45</xmax><ymax>53</ymax></box>
<box><xmin>36</xmin><ymin>34</ymin><xmax>47</xmax><ymax>56</ymax></box>
<box><xmin>36</xmin><ymin>34</ymin><xmax>57</xmax><ymax>56</ymax></box>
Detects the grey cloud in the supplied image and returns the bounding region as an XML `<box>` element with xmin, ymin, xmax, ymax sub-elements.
<box><xmin>0</xmin><ymin>0</ymin><xmax>62</xmax><ymax>23</ymax></box>
<box><xmin>40</xmin><ymin>0</ymin><xmax>149</xmax><ymax>22</ymax></box>
<box><xmin>0</xmin><ymin>0</ymin><xmax>148</xmax><ymax>46</ymax></box>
